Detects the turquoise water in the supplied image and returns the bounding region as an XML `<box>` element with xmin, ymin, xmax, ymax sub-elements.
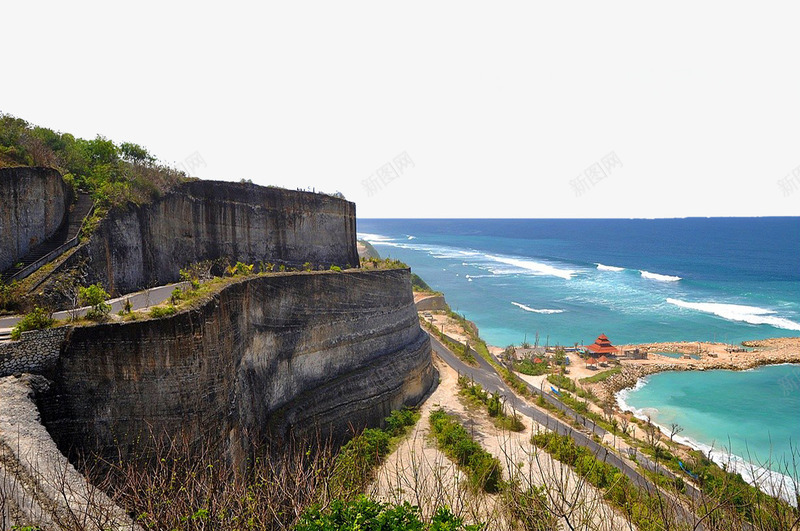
<box><xmin>358</xmin><ymin>218</ymin><xmax>800</xmax><ymax>347</ymax></box>
<box><xmin>618</xmin><ymin>364</ymin><xmax>800</xmax><ymax>495</ymax></box>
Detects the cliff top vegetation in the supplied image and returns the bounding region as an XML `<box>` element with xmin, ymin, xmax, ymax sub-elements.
<box><xmin>0</xmin><ymin>112</ymin><xmax>190</xmax><ymax>212</ymax></box>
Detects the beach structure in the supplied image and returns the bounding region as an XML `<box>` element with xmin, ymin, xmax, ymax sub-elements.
<box><xmin>586</xmin><ymin>357</ymin><xmax>598</xmax><ymax>369</ymax></box>
<box><xmin>584</xmin><ymin>333</ymin><xmax>619</xmax><ymax>357</ymax></box>
<box><xmin>598</xmin><ymin>355</ymin><xmax>609</xmax><ymax>367</ymax></box>
<box><xmin>623</xmin><ymin>347</ymin><xmax>646</xmax><ymax>360</ymax></box>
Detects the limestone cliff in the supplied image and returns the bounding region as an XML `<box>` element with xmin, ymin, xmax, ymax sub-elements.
<box><xmin>0</xmin><ymin>167</ymin><xmax>69</xmax><ymax>272</ymax></box>
<box><xmin>37</xmin><ymin>269</ymin><xmax>434</xmax><ymax>464</ymax></box>
<box><xmin>64</xmin><ymin>180</ymin><xmax>359</xmax><ymax>296</ymax></box>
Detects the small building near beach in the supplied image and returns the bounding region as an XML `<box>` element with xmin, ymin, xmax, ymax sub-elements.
<box><xmin>584</xmin><ymin>333</ymin><xmax>619</xmax><ymax>357</ymax></box>
<box><xmin>623</xmin><ymin>347</ymin><xmax>647</xmax><ymax>360</ymax></box>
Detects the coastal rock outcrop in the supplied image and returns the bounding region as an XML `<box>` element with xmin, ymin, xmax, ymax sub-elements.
<box><xmin>37</xmin><ymin>268</ymin><xmax>434</xmax><ymax>464</ymax></box>
<box><xmin>0</xmin><ymin>167</ymin><xmax>69</xmax><ymax>272</ymax></box>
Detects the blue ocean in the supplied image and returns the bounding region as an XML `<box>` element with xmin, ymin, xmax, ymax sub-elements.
<box><xmin>358</xmin><ymin>218</ymin><xmax>800</xmax><ymax>494</ymax></box>
<box><xmin>357</xmin><ymin>218</ymin><xmax>800</xmax><ymax>348</ymax></box>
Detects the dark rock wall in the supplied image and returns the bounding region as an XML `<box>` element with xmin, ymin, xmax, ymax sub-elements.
<box><xmin>0</xmin><ymin>167</ymin><xmax>68</xmax><ymax>272</ymax></box>
<box><xmin>39</xmin><ymin>269</ymin><xmax>434</xmax><ymax>463</ymax></box>
<box><xmin>78</xmin><ymin>180</ymin><xmax>359</xmax><ymax>295</ymax></box>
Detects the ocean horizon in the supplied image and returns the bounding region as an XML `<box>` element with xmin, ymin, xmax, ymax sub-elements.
<box><xmin>358</xmin><ymin>217</ymin><xmax>800</xmax><ymax>347</ymax></box>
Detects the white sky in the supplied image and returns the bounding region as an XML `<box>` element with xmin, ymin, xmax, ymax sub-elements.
<box><xmin>3</xmin><ymin>2</ymin><xmax>799</xmax><ymax>218</ymax></box>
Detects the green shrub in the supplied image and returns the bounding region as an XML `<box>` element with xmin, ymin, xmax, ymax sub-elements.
<box><xmin>226</xmin><ymin>261</ymin><xmax>254</xmax><ymax>276</ymax></box>
<box><xmin>429</xmin><ymin>409</ymin><xmax>502</xmax><ymax>493</ymax></box>
<box><xmin>580</xmin><ymin>367</ymin><xmax>622</xmax><ymax>384</ymax></box>
<box><xmin>0</xmin><ymin>280</ymin><xmax>22</xmax><ymax>313</ymax></box>
<box><xmin>170</xmin><ymin>287</ymin><xmax>183</xmax><ymax>304</ymax></box>
<box><xmin>515</xmin><ymin>358</ymin><xmax>549</xmax><ymax>376</ymax></box>
<box><xmin>411</xmin><ymin>273</ymin><xmax>434</xmax><ymax>292</ymax></box>
<box><xmin>296</xmin><ymin>496</ymin><xmax>481</xmax><ymax>530</ymax></box>
<box><xmin>10</xmin><ymin>307</ymin><xmax>54</xmax><ymax>340</ymax></box>
<box><xmin>331</xmin><ymin>407</ymin><xmax>421</xmax><ymax>496</ymax></box>
<box><xmin>149</xmin><ymin>305</ymin><xmax>176</xmax><ymax>318</ymax></box>
<box><xmin>329</xmin><ymin>265</ymin><xmax>342</xmax><ymax>272</ymax></box>
<box><xmin>458</xmin><ymin>375</ymin><xmax>524</xmax><ymax>432</ymax></box>
<box><xmin>384</xmin><ymin>407</ymin><xmax>420</xmax><ymax>436</ymax></box>
<box><xmin>79</xmin><ymin>283</ymin><xmax>111</xmax><ymax>321</ymax></box>
<box><xmin>547</xmin><ymin>373</ymin><xmax>577</xmax><ymax>392</ymax></box>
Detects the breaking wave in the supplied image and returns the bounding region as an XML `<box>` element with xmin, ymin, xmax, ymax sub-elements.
<box><xmin>666</xmin><ymin>298</ymin><xmax>800</xmax><ymax>331</ymax></box>
<box><xmin>486</xmin><ymin>255</ymin><xmax>577</xmax><ymax>280</ymax></box>
<box><xmin>357</xmin><ymin>232</ymin><xmax>395</xmax><ymax>243</ymax></box>
<box><xmin>511</xmin><ymin>302</ymin><xmax>565</xmax><ymax>314</ymax></box>
<box><xmin>640</xmin><ymin>270</ymin><xmax>682</xmax><ymax>282</ymax></box>
<box><xmin>596</xmin><ymin>263</ymin><xmax>625</xmax><ymax>272</ymax></box>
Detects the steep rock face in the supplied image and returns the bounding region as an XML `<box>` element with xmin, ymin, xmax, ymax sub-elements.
<box><xmin>38</xmin><ymin>269</ymin><xmax>434</xmax><ymax>464</ymax></box>
<box><xmin>76</xmin><ymin>180</ymin><xmax>359</xmax><ymax>295</ymax></box>
<box><xmin>0</xmin><ymin>167</ymin><xmax>68</xmax><ymax>272</ymax></box>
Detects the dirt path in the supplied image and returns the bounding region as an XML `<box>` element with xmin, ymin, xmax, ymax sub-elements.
<box><xmin>372</xmin><ymin>355</ymin><xmax>632</xmax><ymax>530</ymax></box>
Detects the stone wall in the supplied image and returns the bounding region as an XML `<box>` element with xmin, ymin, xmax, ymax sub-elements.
<box><xmin>0</xmin><ymin>167</ymin><xmax>69</xmax><ymax>272</ymax></box>
<box><xmin>68</xmin><ymin>180</ymin><xmax>359</xmax><ymax>296</ymax></box>
<box><xmin>38</xmin><ymin>268</ymin><xmax>434</xmax><ymax>464</ymax></box>
<box><xmin>0</xmin><ymin>328</ymin><xmax>68</xmax><ymax>376</ymax></box>
<box><xmin>415</xmin><ymin>294</ymin><xmax>448</xmax><ymax>311</ymax></box>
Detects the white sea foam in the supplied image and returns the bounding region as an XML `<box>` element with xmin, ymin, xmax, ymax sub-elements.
<box><xmin>486</xmin><ymin>254</ymin><xmax>577</xmax><ymax>280</ymax></box>
<box><xmin>596</xmin><ymin>263</ymin><xmax>625</xmax><ymax>272</ymax></box>
<box><xmin>617</xmin><ymin>377</ymin><xmax>799</xmax><ymax>506</ymax></box>
<box><xmin>357</xmin><ymin>232</ymin><xmax>396</xmax><ymax>243</ymax></box>
<box><xmin>640</xmin><ymin>270</ymin><xmax>682</xmax><ymax>282</ymax></box>
<box><xmin>407</xmin><ymin>235</ymin><xmax>416</xmax><ymax>240</ymax></box>
<box><xmin>667</xmin><ymin>298</ymin><xmax>800</xmax><ymax>331</ymax></box>
<box><xmin>511</xmin><ymin>302</ymin><xmax>564</xmax><ymax>314</ymax></box>
<box><xmin>615</xmin><ymin>376</ymin><xmax>651</xmax><ymax>415</ymax></box>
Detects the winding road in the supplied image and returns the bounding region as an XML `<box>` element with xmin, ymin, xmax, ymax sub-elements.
<box><xmin>428</xmin><ymin>331</ymin><xmax>707</xmax><ymax>529</ymax></box>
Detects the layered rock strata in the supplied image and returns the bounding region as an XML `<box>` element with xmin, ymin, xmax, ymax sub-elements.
<box><xmin>37</xmin><ymin>269</ymin><xmax>434</xmax><ymax>464</ymax></box>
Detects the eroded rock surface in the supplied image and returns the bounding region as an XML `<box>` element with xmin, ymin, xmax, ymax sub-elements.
<box><xmin>38</xmin><ymin>269</ymin><xmax>434</xmax><ymax>465</ymax></box>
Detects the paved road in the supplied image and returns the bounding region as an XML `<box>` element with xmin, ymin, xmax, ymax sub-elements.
<box><xmin>429</xmin><ymin>332</ymin><xmax>706</xmax><ymax>528</ymax></box>
<box><xmin>0</xmin><ymin>282</ymin><xmax>188</xmax><ymax>332</ymax></box>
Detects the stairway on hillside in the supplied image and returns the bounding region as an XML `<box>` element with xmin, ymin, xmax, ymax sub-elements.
<box><xmin>1</xmin><ymin>192</ymin><xmax>94</xmax><ymax>282</ymax></box>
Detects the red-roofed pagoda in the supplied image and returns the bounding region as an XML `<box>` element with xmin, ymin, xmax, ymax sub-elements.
<box><xmin>584</xmin><ymin>334</ymin><xmax>619</xmax><ymax>356</ymax></box>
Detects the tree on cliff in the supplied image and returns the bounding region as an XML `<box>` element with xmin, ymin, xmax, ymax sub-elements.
<box><xmin>0</xmin><ymin>112</ymin><xmax>186</xmax><ymax>210</ymax></box>
<box><xmin>79</xmin><ymin>283</ymin><xmax>111</xmax><ymax>321</ymax></box>
<box><xmin>120</xmin><ymin>142</ymin><xmax>155</xmax><ymax>165</ymax></box>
